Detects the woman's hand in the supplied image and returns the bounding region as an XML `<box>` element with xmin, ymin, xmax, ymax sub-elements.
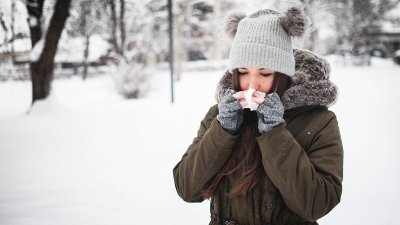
<box><xmin>216</xmin><ymin>89</ymin><xmax>244</xmax><ymax>134</ymax></box>
<box><xmin>256</xmin><ymin>92</ymin><xmax>285</xmax><ymax>134</ymax></box>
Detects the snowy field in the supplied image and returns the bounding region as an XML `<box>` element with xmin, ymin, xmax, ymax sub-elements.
<box><xmin>1</xmin><ymin>58</ymin><xmax>400</xmax><ymax>225</ymax></box>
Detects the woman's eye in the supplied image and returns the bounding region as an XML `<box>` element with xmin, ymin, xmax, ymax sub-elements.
<box><xmin>260</xmin><ymin>73</ymin><xmax>273</xmax><ymax>77</ymax></box>
<box><xmin>238</xmin><ymin>71</ymin><xmax>247</xmax><ymax>75</ymax></box>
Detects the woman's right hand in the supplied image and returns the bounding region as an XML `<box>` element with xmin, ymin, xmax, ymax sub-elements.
<box><xmin>216</xmin><ymin>89</ymin><xmax>244</xmax><ymax>135</ymax></box>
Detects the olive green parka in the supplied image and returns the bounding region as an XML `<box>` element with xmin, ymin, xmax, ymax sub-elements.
<box><xmin>173</xmin><ymin>49</ymin><xmax>343</xmax><ymax>225</ymax></box>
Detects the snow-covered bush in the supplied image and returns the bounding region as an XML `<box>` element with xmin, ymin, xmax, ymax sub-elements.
<box><xmin>112</xmin><ymin>63</ymin><xmax>150</xmax><ymax>99</ymax></box>
<box><xmin>0</xmin><ymin>63</ymin><xmax>29</xmax><ymax>81</ymax></box>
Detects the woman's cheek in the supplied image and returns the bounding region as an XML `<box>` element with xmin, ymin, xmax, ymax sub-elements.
<box><xmin>239</xmin><ymin>78</ymin><xmax>248</xmax><ymax>91</ymax></box>
<box><xmin>263</xmin><ymin>77</ymin><xmax>275</xmax><ymax>92</ymax></box>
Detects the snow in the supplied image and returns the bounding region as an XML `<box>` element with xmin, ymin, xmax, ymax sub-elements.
<box><xmin>1</xmin><ymin>34</ymin><xmax>108</xmax><ymax>63</ymax></box>
<box><xmin>28</xmin><ymin>15</ymin><xmax>38</xmax><ymax>27</ymax></box>
<box><xmin>1</xmin><ymin>59</ymin><xmax>400</xmax><ymax>225</ymax></box>
<box><xmin>386</xmin><ymin>4</ymin><xmax>400</xmax><ymax>20</ymax></box>
<box><xmin>12</xmin><ymin>38</ymin><xmax>32</xmax><ymax>53</ymax></box>
<box><xmin>55</xmin><ymin>35</ymin><xmax>109</xmax><ymax>63</ymax></box>
<box><xmin>0</xmin><ymin>39</ymin><xmax>32</xmax><ymax>54</ymax></box>
<box><xmin>29</xmin><ymin>39</ymin><xmax>44</xmax><ymax>62</ymax></box>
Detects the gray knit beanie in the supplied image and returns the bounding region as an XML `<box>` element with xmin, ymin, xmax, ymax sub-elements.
<box><xmin>224</xmin><ymin>7</ymin><xmax>309</xmax><ymax>76</ymax></box>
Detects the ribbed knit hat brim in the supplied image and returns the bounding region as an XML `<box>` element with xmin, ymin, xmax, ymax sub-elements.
<box><xmin>228</xmin><ymin>43</ymin><xmax>295</xmax><ymax>76</ymax></box>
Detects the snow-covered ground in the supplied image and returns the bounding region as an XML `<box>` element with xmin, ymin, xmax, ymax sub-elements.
<box><xmin>1</xmin><ymin>58</ymin><xmax>400</xmax><ymax>225</ymax></box>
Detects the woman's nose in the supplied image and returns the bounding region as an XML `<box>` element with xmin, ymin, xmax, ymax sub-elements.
<box><xmin>248</xmin><ymin>74</ymin><xmax>259</xmax><ymax>90</ymax></box>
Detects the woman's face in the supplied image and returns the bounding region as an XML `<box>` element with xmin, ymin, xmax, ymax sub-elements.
<box><xmin>237</xmin><ymin>67</ymin><xmax>275</xmax><ymax>93</ymax></box>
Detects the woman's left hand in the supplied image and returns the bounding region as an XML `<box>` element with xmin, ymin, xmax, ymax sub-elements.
<box><xmin>256</xmin><ymin>92</ymin><xmax>285</xmax><ymax>134</ymax></box>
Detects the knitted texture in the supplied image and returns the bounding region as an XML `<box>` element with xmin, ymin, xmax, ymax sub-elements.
<box><xmin>256</xmin><ymin>92</ymin><xmax>285</xmax><ymax>134</ymax></box>
<box><xmin>216</xmin><ymin>89</ymin><xmax>244</xmax><ymax>134</ymax></box>
<box><xmin>226</xmin><ymin>7</ymin><xmax>308</xmax><ymax>76</ymax></box>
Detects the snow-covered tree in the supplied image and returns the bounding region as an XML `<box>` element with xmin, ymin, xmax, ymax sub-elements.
<box><xmin>66</xmin><ymin>0</ymin><xmax>108</xmax><ymax>79</ymax></box>
<box><xmin>106</xmin><ymin>0</ymin><xmax>127</xmax><ymax>57</ymax></box>
<box><xmin>0</xmin><ymin>0</ymin><xmax>29</xmax><ymax>63</ymax></box>
<box><xmin>122</xmin><ymin>0</ymin><xmax>169</xmax><ymax>65</ymax></box>
<box><xmin>327</xmin><ymin>0</ymin><xmax>399</xmax><ymax>54</ymax></box>
<box><xmin>26</xmin><ymin>0</ymin><xmax>72</xmax><ymax>104</ymax></box>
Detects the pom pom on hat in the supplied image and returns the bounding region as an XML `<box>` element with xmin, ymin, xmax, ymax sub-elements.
<box><xmin>280</xmin><ymin>6</ymin><xmax>308</xmax><ymax>37</ymax></box>
<box><xmin>223</xmin><ymin>11</ymin><xmax>246</xmax><ymax>39</ymax></box>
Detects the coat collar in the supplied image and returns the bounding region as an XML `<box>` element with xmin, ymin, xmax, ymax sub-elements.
<box><xmin>215</xmin><ymin>69</ymin><xmax>338</xmax><ymax>111</ymax></box>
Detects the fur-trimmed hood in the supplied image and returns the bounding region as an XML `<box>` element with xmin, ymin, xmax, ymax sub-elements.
<box><xmin>215</xmin><ymin>48</ymin><xmax>338</xmax><ymax>110</ymax></box>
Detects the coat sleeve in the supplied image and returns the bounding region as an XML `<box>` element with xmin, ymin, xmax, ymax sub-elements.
<box><xmin>257</xmin><ymin>111</ymin><xmax>343</xmax><ymax>221</ymax></box>
<box><xmin>173</xmin><ymin>105</ymin><xmax>239</xmax><ymax>202</ymax></box>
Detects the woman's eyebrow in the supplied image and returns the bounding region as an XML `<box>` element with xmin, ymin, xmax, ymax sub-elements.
<box><xmin>259</xmin><ymin>68</ymin><xmax>274</xmax><ymax>72</ymax></box>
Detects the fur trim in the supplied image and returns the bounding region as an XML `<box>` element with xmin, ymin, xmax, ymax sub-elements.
<box><xmin>281</xmin><ymin>78</ymin><xmax>337</xmax><ymax>110</ymax></box>
<box><xmin>282</xmin><ymin>48</ymin><xmax>337</xmax><ymax>109</ymax></box>
<box><xmin>280</xmin><ymin>7</ymin><xmax>308</xmax><ymax>37</ymax></box>
<box><xmin>215</xmin><ymin>70</ymin><xmax>233</xmax><ymax>103</ymax></box>
<box><xmin>223</xmin><ymin>11</ymin><xmax>246</xmax><ymax>39</ymax></box>
<box><xmin>215</xmin><ymin>49</ymin><xmax>338</xmax><ymax>110</ymax></box>
<box><xmin>293</xmin><ymin>48</ymin><xmax>331</xmax><ymax>82</ymax></box>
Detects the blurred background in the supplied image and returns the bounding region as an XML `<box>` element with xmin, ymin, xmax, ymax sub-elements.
<box><xmin>0</xmin><ymin>0</ymin><xmax>400</xmax><ymax>225</ymax></box>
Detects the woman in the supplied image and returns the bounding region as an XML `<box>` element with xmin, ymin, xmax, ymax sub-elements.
<box><xmin>173</xmin><ymin>6</ymin><xmax>343</xmax><ymax>225</ymax></box>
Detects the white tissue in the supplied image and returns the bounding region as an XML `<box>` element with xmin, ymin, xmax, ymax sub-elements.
<box><xmin>244</xmin><ymin>88</ymin><xmax>258</xmax><ymax>111</ymax></box>
<box><xmin>242</xmin><ymin>89</ymin><xmax>267</xmax><ymax>111</ymax></box>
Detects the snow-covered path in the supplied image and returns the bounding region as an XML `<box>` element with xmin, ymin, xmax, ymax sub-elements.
<box><xmin>1</xmin><ymin>59</ymin><xmax>400</xmax><ymax>225</ymax></box>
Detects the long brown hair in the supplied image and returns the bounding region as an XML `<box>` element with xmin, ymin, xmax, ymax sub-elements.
<box><xmin>202</xmin><ymin>69</ymin><xmax>292</xmax><ymax>199</ymax></box>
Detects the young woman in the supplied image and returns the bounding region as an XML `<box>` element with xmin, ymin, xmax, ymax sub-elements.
<box><xmin>173</xmin><ymin>7</ymin><xmax>343</xmax><ymax>225</ymax></box>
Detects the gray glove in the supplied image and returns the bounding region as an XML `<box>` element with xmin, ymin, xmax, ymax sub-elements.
<box><xmin>216</xmin><ymin>89</ymin><xmax>243</xmax><ymax>135</ymax></box>
<box><xmin>256</xmin><ymin>92</ymin><xmax>285</xmax><ymax>134</ymax></box>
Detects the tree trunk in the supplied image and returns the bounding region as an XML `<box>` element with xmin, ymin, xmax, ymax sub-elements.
<box><xmin>11</xmin><ymin>0</ymin><xmax>16</xmax><ymax>64</ymax></box>
<box><xmin>83</xmin><ymin>35</ymin><xmax>90</xmax><ymax>80</ymax></box>
<box><xmin>0</xmin><ymin>11</ymin><xmax>8</xmax><ymax>51</ymax></box>
<box><xmin>81</xmin><ymin>1</ymin><xmax>90</xmax><ymax>80</ymax></box>
<box><xmin>26</xmin><ymin>0</ymin><xmax>44</xmax><ymax>47</ymax></box>
<box><xmin>108</xmin><ymin>0</ymin><xmax>120</xmax><ymax>54</ymax></box>
<box><xmin>119</xmin><ymin>0</ymin><xmax>126</xmax><ymax>56</ymax></box>
<box><xmin>27</xmin><ymin>0</ymin><xmax>72</xmax><ymax>103</ymax></box>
